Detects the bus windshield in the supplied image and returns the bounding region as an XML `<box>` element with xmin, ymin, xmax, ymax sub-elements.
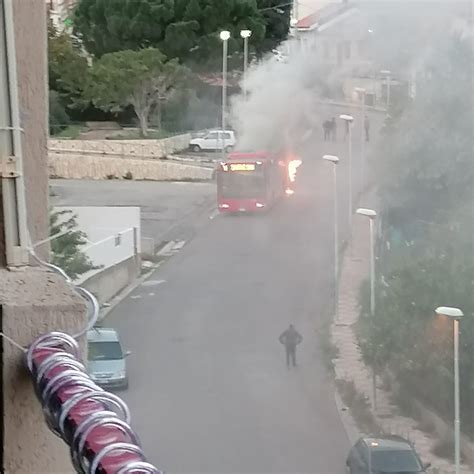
<box><xmin>219</xmin><ymin>170</ymin><xmax>265</xmax><ymax>199</ymax></box>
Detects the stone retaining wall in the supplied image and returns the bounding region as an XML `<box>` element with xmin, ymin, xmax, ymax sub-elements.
<box><xmin>48</xmin><ymin>133</ymin><xmax>191</xmax><ymax>159</ymax></box>
<box><xmin>49</xmin><ymin>153</ymin><xmax>213</xmax><ymax>181</ymax></box>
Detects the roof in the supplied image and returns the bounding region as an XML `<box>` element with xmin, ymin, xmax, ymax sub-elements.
<box><xmin>87</xmin><ymin>327</ymin><xmax>120</xmax><ymax>343</ymax></box>
<box><xmin>296</xmin><ymin>2</ymin><xmax>357</xmax><ymax>31</ymax></box>
<box><xmin>362</xmin><ymin>436</ymin><xmax>414</xmax><ymax>451</ymax></box>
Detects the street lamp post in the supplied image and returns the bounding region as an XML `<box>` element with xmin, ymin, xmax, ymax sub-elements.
<box><xmin>368</xmin><ymin>29</ymin><xmax>376</xmax><ymax>103</ymax></box>
<box><xmin>340</xmin><ymin>114</ymin><xmax>354</xmax><ymax>233</ymax></box>
<box><xmin>435</xmin><ymin>306</ymin><xmax>464</xmax><ymax>474</ymax></box>
<box><xmin>355</xmin><ymin>87</ymin><xmax>366</xmax><ymax>193</ymax></box>
<box><xmin>219</xmin><ymin>31</ymin><xmax>230</xmax><ymax>159</ymax></box>
<box><xmin>323</xmin><ymin>154</ymin><xmax>340</xmax><ymax>320</ymax></box>
<box><xmin>380</xmin><ymin>69</ymin><xmax>392</xmax><ymax>110</ymax></box>
<box><xmin>240</xmin><ymin>30</ymin><xmax>252</xmax><ymax>101</ymax></box>
<box><xmin>357</xmin><ymin>208</ymin><xmax>377</xmax><ymax>410</ymax></box>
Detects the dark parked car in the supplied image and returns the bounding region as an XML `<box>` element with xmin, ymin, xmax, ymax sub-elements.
<box><xmin>346</xmin><ymin>436</ymin><xmax>431</xmax><ymax>473</ymax></box>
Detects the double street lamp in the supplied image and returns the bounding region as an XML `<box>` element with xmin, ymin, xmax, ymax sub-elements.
<box><xmin>380</xmin><ymin>69</ymin><xmax>392</xmax><ymax>110</ymax></box>
<box><xmin>240</xmin><ymin>29</ymin><xmax>251</xmax><ymax>101</ymax></box>
<box><xmin>435</xmin><ymin>306</ymin><xmax>464</xmax><ymax>474</ymax></box>
<box><xmin>219</xmin><ymin>30</ymin><xmax>230</xmax><ymax>159</ymax></box>
<box><xmin>340</xmin><ymin>114</ymin><xmax>354</xmax><ymax>233</ymax></box>
<box><xmin>354</xmin><ymin>87</ymin><xmax>367</xmax><ymax>192</ymax></box>
<box><xmin>356</xmin><ymin>207</ymin><xmax>377</xmax><ymax>410</ymax></box>
<box><xmin>323</xmin><ymin>154</ymin><xmax>340</xmax><ymax>320</ymax></box>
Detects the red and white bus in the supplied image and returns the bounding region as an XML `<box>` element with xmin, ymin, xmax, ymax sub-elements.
<box><xmin>216</xmin><ymin>150</ymin><xmax>301</xmax><ymax>213</ymax></box>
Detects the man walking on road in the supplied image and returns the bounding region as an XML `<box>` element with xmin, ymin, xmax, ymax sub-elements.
<box><xmin>279</xmin><ymin>324</ymin><xmax>303</xmax><ymax>368</ymax></box>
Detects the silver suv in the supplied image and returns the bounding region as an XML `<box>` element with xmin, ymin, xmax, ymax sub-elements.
<box><xmin>87</xmin><ymin>327</ymin><xmax>130</xmax><ymax>390</ymax></box>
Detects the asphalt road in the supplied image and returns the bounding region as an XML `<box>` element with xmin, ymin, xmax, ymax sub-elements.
<box><xmin>50</xmin><ymin>180</ymin><xmax>215</xmax><ymax>248</ymax></box>
<box><xmin>103</xmin><ymin>112</ymin><xmax>382</xmax><ymax>474</ymax></box>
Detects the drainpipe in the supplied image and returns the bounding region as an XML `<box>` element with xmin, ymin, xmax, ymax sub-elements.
<box><xmin>0</xmin><ymin>0</ymin><xmax>29</xmax><ymax>266</ymax></box>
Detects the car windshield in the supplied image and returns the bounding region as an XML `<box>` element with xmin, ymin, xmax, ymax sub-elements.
<box><xmin>218</xmin><ymin>170</ymin><xmax>265</xmax><ymax>199</ymax></box>
<box><xmin>88</xmin><ymin>341</ymin><xmax>123</xmax><ymax>361</ymax></box>
<box><xmin>371</xmin><ymin>449</ymin><xmax>422</xmax><ymax>472</ymax></box>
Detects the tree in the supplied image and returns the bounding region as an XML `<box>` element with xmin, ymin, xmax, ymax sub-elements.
<box><xmin>256</xmin><ymin>0</ymin><xmax>292</xmax><ymax>54</ymax></box>
<box><xmin>73</xmin><ymin>0</ymin><xmax>284</xmax><ymax>69</ymax></box>
<box><xmin>48</xmin><ymin>23</ymin><xmax>89</xmax><ymax>110</ymax></box>
<box><xmin>373</xmin><ymin>35</ymin><xmax>472</xmax><ymax>237</ymax></box>
<box><xmin>50</xmin><ymin>210</ymin><xmax>99</xmax><ymax>280</ymax></box>
<box><xmin>86</xmin><ymin>48</ymin><xmax>189</xmax><ymax>137</ymax></box>
<box><xmin>357</xmin><ymin>33</ymin><xmax>474</xmax><ymax>436</ymax></box>
<box><xmin>49</xmin><ymin>90</ymin><xmax>70</xmax><ymax>135</ymax></box>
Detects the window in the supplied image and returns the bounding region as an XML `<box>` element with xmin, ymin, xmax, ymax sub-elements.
<box><xmin>88</xmin><ymin>341</ymin><xmax>123</xmax><ymax>361</ymax></box>
<box><xmin>222</xmin><ymin>132</ymin><xmax>231</xmax><ymax>139</ymax></box>
<box><xmin>219</xmin><ymin>170</ymin><xmax>265</xmax><ymax>199</ymax></box>
<box><xmin>344</xmin><ymin>41</ymin><xmax>351</xmax><ymax>59</ymax></box>
<box><xmin>206</xmin><ymin>132</ymin><xmax>218</xmax><ymax>140</ymax></box>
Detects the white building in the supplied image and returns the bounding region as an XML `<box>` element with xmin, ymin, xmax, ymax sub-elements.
<box><xmin>46</xmin><ymin>0</ymin><xmax>77</xmax><ymax>32</ymax></box>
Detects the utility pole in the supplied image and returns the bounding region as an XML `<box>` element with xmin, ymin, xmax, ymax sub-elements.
<box><xmin>0</xmin><ymin>0</ymin><xmax>29</xmax><ymax>267</ymax></box>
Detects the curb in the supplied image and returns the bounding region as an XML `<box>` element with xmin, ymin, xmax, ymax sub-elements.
<box><xmin>98</xmin><ymin>262</ymin><xmax>161</xmax><ymax>322</ymax></box>
<box><xmin>98</xmin><ymin>240</ymin><xmax>186</xmax><ymax>322</ymax></box>
<box><xmin>334</xmin><ymin>387</ymin><xmax>360</xmax><ymax>445</ymax></box>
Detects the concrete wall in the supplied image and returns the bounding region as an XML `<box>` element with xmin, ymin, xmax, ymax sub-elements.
<box><xmin>82</xmin><ymin>255</ymin><xmax>140</xmax><ymax>306</ymax></box>
<box><xmin>53</xmin><ymin>206</ymin><xmax>142</xmax><ymax>304</ymax></box>
<box><xmin>0</xmin><ymin>2</ymin><xmax>87</xmax><ymax>472</ymax></box>
<box><xmin>53</xmin><ymin>206</ymin><xmax>141</xmax><ymax>284</ymax></box>
<box><xmin>49</xmin><ymin>134</ymin><xmax>192</xmax><ymax>159</ymax></box>
<box><xmin>49</xmin><ymin>153</ymin><xmax>214</xmax><ymax>181</ymax></box>
<box><xmin>1</xmin><ymin>268</ymin><xmax>86</xmax><ymax>473</ymax></box>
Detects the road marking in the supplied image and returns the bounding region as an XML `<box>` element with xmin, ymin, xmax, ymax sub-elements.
<box><xmin>209</xmin><ymin>209</ymin><xmax>219</xmax><ymax>220</ymax></box>
<box><xmin>141</xmin><ymin>279</ymin><xmax>166</xmax><ymax>288</ymax></box>
<box><xmin>130</xmin><ymin>295</ymin><xmax>142</xmax><ymax>300</ymax></box>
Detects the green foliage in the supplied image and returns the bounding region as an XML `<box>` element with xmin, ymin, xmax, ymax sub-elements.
<box><xmin>49</xmin><ymin>90</ymin><xmax>70</xmax><ymax>135</ymax></box>
<box><xmin>73</xmin><ymin>0</ymin><xmax>288</xmax><ymax>69</ymax></box>
<box><xmin>86</xmin><ymin>48</ymin><xmax>189</xmax><ymax>136</ymax></box>
<box><xmin>48</xmin><ymin>23</ymin><xmax>89</xmax><ymax>111</ymax></box>
<box><xmin>359</xmin><ymin>34</ymin><xmax>474</xmax><ymax>437</ymax></box>
<box><xmin>50</xmin><ymin>210</ymin><xmax>99</xmax><ymax>280</ymax></box>
<box><xmin>256</xmin><ymin>0</ymin><xmax>292</xmax><ymax>53</ymax></box>
<box><xmin>375</xmin><ymin>35</ymin><xmax>473</xmax><ymax>231</ymax></box>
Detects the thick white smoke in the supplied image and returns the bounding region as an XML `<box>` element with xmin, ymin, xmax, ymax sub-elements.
<box><xmin>230</xmin><ymin>39</ymin><xmax>345</xmax><ymax>153</ymax></box>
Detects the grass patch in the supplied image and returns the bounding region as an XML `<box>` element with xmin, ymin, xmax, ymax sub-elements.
<box><xmin>433</xmin><ymin>437</ymin><xmax>455</xmax><ymax>462</ymax></box>
<box><xmin>318</xmin><ymin>320</ymin><xmax>339</xmax><ymax>374</ymax></box>
<box><xmin>391</xmin><ymin>388</ymin><xmax>421</xmax><ymax>421</ymax></box>
<box><xmin>52</xmin><ymin>124</ymin><xmax>87</xmax><ymax>139</ymax></box>
<box><xmin>109</xmin><ymin>129</ymin><xmax>174</xmax><ymax>140</ymax></box>
<box><xmin>336</xmin><ymin>379</ymin><xmax>382</xmax><ymax>435</ymax></box>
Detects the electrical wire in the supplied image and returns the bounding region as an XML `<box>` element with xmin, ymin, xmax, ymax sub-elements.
<box><xmin>23</xmin><ymin>244</ymin><xmax>162</xmax><ymax>472</ymax></box>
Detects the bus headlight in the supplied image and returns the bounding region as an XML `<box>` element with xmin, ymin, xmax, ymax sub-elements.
<box><xmin>256</xmin><ymin>202</ymin><xmax>265</xmax><ymax>208</ymax></box>
<box><xmin>219</xmin><ymin>203</ymin><xmax>230</xmax><ymax>209</ymax></box>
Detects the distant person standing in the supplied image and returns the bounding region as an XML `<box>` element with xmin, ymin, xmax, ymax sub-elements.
<box><xmin>331</xmin><ymin>117</ymin><xmax>337</xmax><ymax>142</ymax></box>
<box><xmin>279</xmin><ymin>324</ymin><xmax>303</xmax><ymax>369</ymax></box>
<box><xmin>323</xmin><ymin>120</ymin><xmax>331</xmax><ymax>141</ymax></box>
<box><xmin>364</xmin><ymin>115</ymin><xmax>370</xmax><ymax>142</ymax></box>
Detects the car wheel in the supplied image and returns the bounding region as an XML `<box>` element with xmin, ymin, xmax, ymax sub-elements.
<box><xmin>225</xmin><ymin>145</ymin><xmax>233</xmax><ymax>152</ymax></box>
<box><xmin>191</xmin><ymin>144</ymin><xmax>201</xmax><ymax>152</ymax></box>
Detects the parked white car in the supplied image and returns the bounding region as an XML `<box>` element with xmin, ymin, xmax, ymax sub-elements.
<box><xmin>189</xmin><ymin>130</ymin><xmax>236</xmax><ymax>152</ymax></box>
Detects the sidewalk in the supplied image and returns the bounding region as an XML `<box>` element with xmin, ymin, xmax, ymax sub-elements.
<box><xmin>331</xmin><ymin>193</ymin><xmax>471</xmax><ymax>474</ymax></box>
